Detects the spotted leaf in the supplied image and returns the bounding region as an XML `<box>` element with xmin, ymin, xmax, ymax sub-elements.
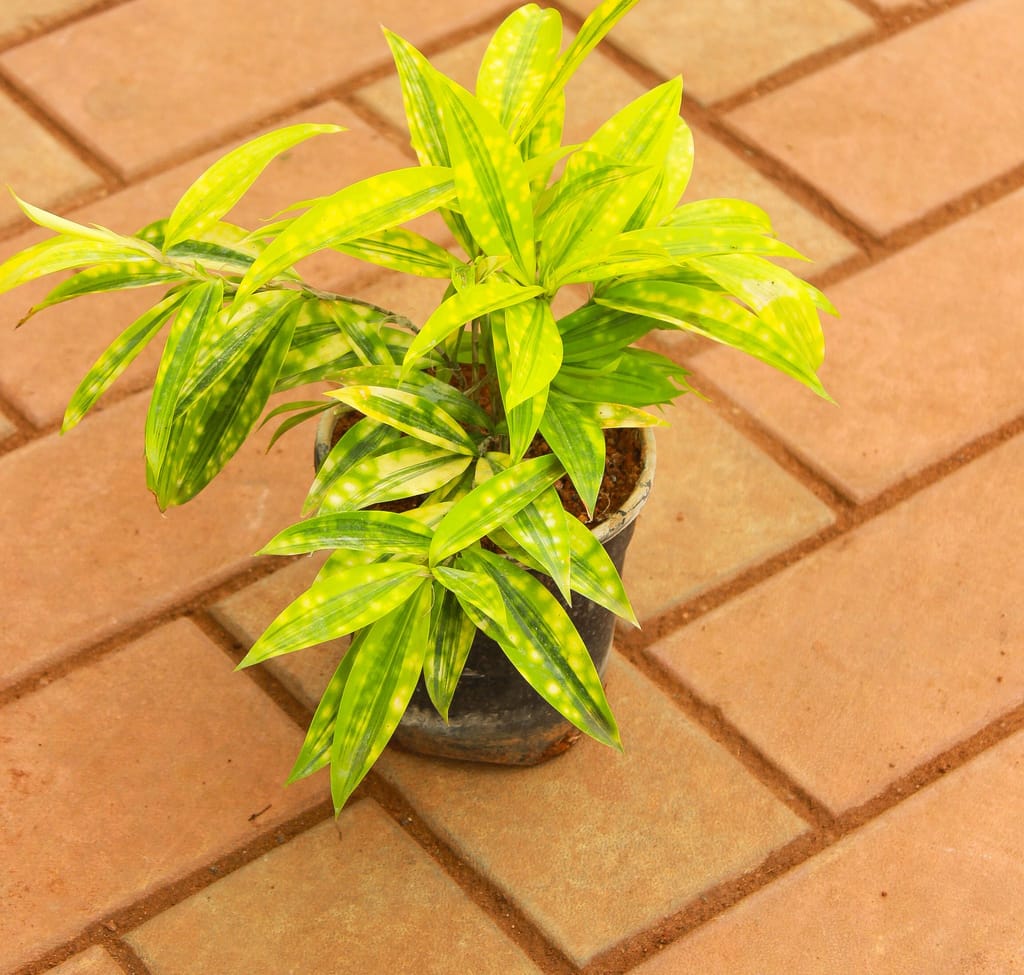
<box><xmin>153</xmin><ymin>296</ymin><xmax>299</xmax><ymax>506</ymax></box>
<box><xmin>504</xmin><ymin>385</ymin><xmax>547</xmax><ymax>463</ymax></box>
<box><xmin>63</xmin><ymin>289</ymin><xmax>187</xmax><ymax>433</ymax></box>
<box><xmin>490</xmin><ymin>298</ymin><xmax>561</xmax><ymax>410</ymax></box>
<box><xmin>596</xmin><ymin>279</ymin><xmax>828</xmax><ymax>396</ymax></box>
<box><xmin>477</xmin><ymin>4</ymin><xmax>562</xmax><ymax>132</ymax></box>
<box><xmin>327</xmin><ymin>385</ymin><xmax>479</xmax><ymax>456</ymax></box>
<box><xmin>331</xmin><ymin>365</ymin><xmax>492</xmax><ymax>431</ymax></box>
<box><xmin>329</xmin><ymin>580</ymin><xmax>433</xmax><ymax>811</ymax></box>
<box><xmin>304</xmin><ymin>416</ymin><xmax>401</xmax><ymax>515</ymax></box>
<box><xmin>512</xmin><ymin>0</ymin><xmax>641</xmax><ymax>141</ymax></box>
<box><xmin>554</xmin><ymin>347</ymin><xmax>692</xmax><ymax>407</ymax></box>
<box><xmin>144</xmin><ymin>280</ymin><xmax>224</xmax><ymax>495</ymax></box>
<box><xmin>539</xmin><ymin>392</ymin><xmax>604</xmax><ymax>518</ymax></box>
<box><xmin>0</xmin><ymin>236</ymin><xmax>160</xmax><ymax>299</ymax></box>
<box><xmin>429</xmin><ymin>453</ymin><xmax>564</xmax><ymax>564</ymax></box>
<box><xmin>164</xmin><ymin>123</ymin><xmax>344</xmax><ymax>249</ymax></box>
<box><xmin>459</xmin><ymin>547</ymin><xmax>621</xmax><ymax>750</ymax></box>
<box><xmin>616</xmin><ymin>225</ymin><xmax>805</xmax><ymax>262</ymax></box>
<box><xmin>235</xmin><ymin>166</ymin><xmax>456</xmax><ymax>304</ymax></box>
<box><xmin>665</xmin><ymin>198</ymin><xmax>774</xmax><ymax>234</ymax></box>
<box><xmin>422</xmin><ymin>583</ymin><xmax>478</xmax><ymax>721</ymax></box>
<box><xmin>441</xmin><ymin>80</ymin><xmax>536</xmax><ymax>280</ymax></box>
<box><xmin>334</xmin><ymin>227</ymin><xmax>459</xmax><ymax>278</ymax></box>
<box><xmin>564</xmin><ymin>515</ymin><xmax>637</xmax><ymax>625</ymax></box>
<box><xmin>25</xmin><ymin>261</ymin><xmax>185</xmax><ymax>321</ymax></box>
<box><xmin>321</xmin><ymin>442</ymin><xmax>473</xmax><ymax>513</ymax></box>
<box><xmin>259</xmin><ymin>510</ymin><xmax>433</xmax><ymax>558</ymax></box>
<box><xmin>288</xmin><ymin>633</ymin><xmax>362</xmax><ymax>782</ymax></box>
<box><xmin>239</xmin><ymin>561</ymin><xmax>428</xmax><ymax>667</ymax></box>
<box><xmin>402</xmin><ymin>279</ymin><xmax>542</xmax><ymax>367</ymax></box>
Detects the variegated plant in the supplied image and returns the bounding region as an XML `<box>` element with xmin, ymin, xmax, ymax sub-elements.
<box><xmin>0</xmin><ymin>0</ymin><xmax>833</xmax><ymax>811</ymax></box>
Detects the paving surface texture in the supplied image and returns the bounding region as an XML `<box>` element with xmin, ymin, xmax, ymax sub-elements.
<box><xmin>0</xmin><ymin>1</ymin><xmax>1020</xmax><ymax>973</ymax></box>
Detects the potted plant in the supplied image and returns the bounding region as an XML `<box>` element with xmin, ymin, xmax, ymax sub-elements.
<box><xmin>0</xmin><ymin>0</ymin><xmax>832</xmax><ymax>813</ymax></box>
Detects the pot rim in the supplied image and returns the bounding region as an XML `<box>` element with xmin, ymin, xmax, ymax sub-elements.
<box><xmin>314</xmin><ymin>404</ymin><xmax>656</xmax><ymax>543</ymax></box>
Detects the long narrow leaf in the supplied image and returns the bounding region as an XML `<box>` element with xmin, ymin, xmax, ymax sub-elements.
<box><xmin>26</xmin><ymin>261</ymin><xmax>185</xmax><ymax>320</ymax></box>
<box><xmin>164</xmin><ymin>123</ymin><xmax>344</xmax><ymax>249</ymax></box>
<box><xmin>329</xmin><ymin>581</ymin><xmax>433</xmax><ymax>811</ymax></box>
<box><xmin>330</xmin><ymin>364</ymin><xmax>492</xmax><ymax>431</ymax></box>
<box><xmin>564</xmin><ymin>515</ymin><xmax>637</xmax><ymax>625</ymax></box>
<box><xmin>596</xmin><ymin>279</ymin><xmax>827</xmax><ymax>395</ymax></box>
<box><xmin>144</xmin><ymin>280</ymin><xmax>224</xmax><ymax>495</ymax></box>
<box><xmin>477</xmin><ymin>5</ymin><xmax>562</xmax><ymax>131</ymax></box>
<box><xmin>429</xmin><ymin>453</ymin><xmax>563</xmax><ymax>564</ymax></box>
<box><xmin>175</xmin><ymin>290</ymin><xmax>299</xmax><ymax>412</ymax></box>
<box><xmin>491</xmin><ymin>298</ymin><xmax>561</xmax><ymax>410</ymax></box>
<box><xmin>0</xmin><ymin>236</ymin><xmax>159</xmax><ymax>299</ymax></box>
<box><xmin>239</xmin><ymin>561</ymin><xmax>428</xmax><ymax>666</ymax></box>
<box><xmin>539</xmin><ymin>393</ymin><xmax>605</xmax><ymax>518</ymax></box>
<box><xmin>327</xmin><ymin>385</ymin><xmax>479</xmax><ymax>455</ymax></box>
<box><xmin>402</xmin><ymin>279</ymin><xmax>542</xmax><ymax>367</ymax></box>
<box><xmin>321</xmin><ymin>442</ymin><xmax>473</xmax><ymax>513</ymax></box>
<box><xmin>62</xmin><ymin>289</ymin><xmax>187</xmax><ymax>432</ymax></box>
<box><xmin>334</xmin><ymin>227</ymin><xmax>459</xmax><ymax>278</ymax></box>
<box><xmin>423</xmin><ymin>584</ymin><xmax>478</xmax><ymax>721</ymax></box>
<box><xmin>305</xmin><ymin>416</ymin><xmax>401</xmax><ymax>514</ymax></box>
<box><xmin>504</xmin><ymin>385</ymin><xmax>547</xmax><ymax>463</ymax></box>
<box><xmin>288</xmin><ymin>633</ymin><xmax>362</xmax><ymax>782</ymax></box>
<box><xmin>459</xmin><ymin>548</ymin><xmax>621</xmax><ymax>750</ymax></box>
<box><xmin>512</xmin><ymin>0</ymin><xmax>641</xmax><ymax>141</ymax></box>
<box><xmin>156</xmin><ymin>297</ymin><xmax>298</xmax><ymax>505</ymax></box>
<box><xmin>441</xmin><ymin>81</ymin><xmax>536</xmax><ymax>280</ymax></box>
<box><xmin>12</xmin><ymin>193</ymin><xmax>149</xmax><ymax>249</ymax></box>
<box><xmin>235</xmin><ymin>166</ymin><xmax>456</xmax><ymax>304</ymax></box>
<box><xmin>259</xmin><ymin>510</ymin><xmax>433</xmax><ymax>558</ymax></box>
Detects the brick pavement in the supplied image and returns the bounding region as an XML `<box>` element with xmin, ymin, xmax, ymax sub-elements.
<box><xmin>1</xmin><ymin>2</ymin><xmax>1021</xmax><ymax>973</ymax></box>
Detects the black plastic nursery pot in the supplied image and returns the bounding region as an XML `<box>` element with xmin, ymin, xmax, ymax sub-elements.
<box><xmin>314</xmin><ymin>409</ymin><xmax>656</xmax><ymax>766</ymax></box>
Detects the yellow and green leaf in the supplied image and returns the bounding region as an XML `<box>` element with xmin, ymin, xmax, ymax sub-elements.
<box><xmin>329</xmin><ymin>579</ymin><xmax>433</xmax><ymax>811</ymax></box>
<box><xmin>239</xmin><ymin>561</ymin><xmax>428</xmax><ymax>667</ymax></box>
<box><xmin>235</xmin><ymin>166</ymin><xmax>456</xmax><ymax>304</ymax></box>
<box><xmin>164</xmin><ymin>123</ymin><xmax>344</xmax><ymax>249</ymax></box>
<box><xmin>458</xmin><ymin>548</ymin><xmax>621</xmax><ymax>749</ymax></box>
<box><xmin>429</xmin><ymin>453</ymin><xmax>564</xmax><ymax>564</ymax></box>
<box><xmin>441</xmin><ymin>81</ymin><xmax>536</xmax><ymax>281</ymax></box>
<box><xmin>327</xmin><ymin>385</ymin><xmax>480</xmax><ymax>456</ymax></box>
<box><xmin>259</xmin><ymin>510</ymin><xmax>433</xmax><ymax>558</ymax></box>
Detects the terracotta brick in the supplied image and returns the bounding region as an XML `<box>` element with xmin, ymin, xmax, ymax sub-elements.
<box><xmin>634</xmin><ymin>729</ymin><xmax>1024</xmax><ymax>974</ymax></box>
<box><xmin>0</xmin><ymin>0</ymin><xmax>512</xmax><ymax>177</ymax></box>
<box><xmin>212</xmin><ymin>556</ymin><xmax>346</xmax><ymax>710</ymax></box>
<box><xmin>0</xmin><ymin>619</ymin><xmax>324</xmax><ymax>972</ymax></box>
<box><xmin>0</xmin><ymin>104</ymin><xmax>411</xmax><ymax>427</ymax></box>
<box><xmin>127</xmin><ymin>801</ymin><xmax>541</xmax><ymax>975</ymax></box>
<box><xmin>563</xmin><ymin>0</ymin><xmax>872</xmax><ymax>102</ymax></box>
<box><xmin>685</xmin><ymin>131</ymin><xmax>858</xmax><ymax>272</ymax></box>
<box><xmin>0</xmin><ymin>390</ymin><xmax>314</xmax><ymax>689</ymax></box>
<box><xmin>0</xmin><ymin>93</ymin><xmax>100</xmax><ymax>231</ymax></box>
<box><xmin>0</xmin><ymin>1</ymin><xmax>97</xmax><ymax>43</ymax></box>
<box><xmin>379</xmin><ymin>655</ymin><xmax>806</xmax><ymax>966</ymax></box>
<box><xmin>696</xmin><ymin>187</ymin><xmax>1024</xmax><ymax>502</ymax></box>
<box><xmin>727</xmin><ymin>0</ymin><xmax>1024</xmax><ymax>235</ymax></box>
<box><xmin>650</xmin><ymin>434</ymin><xmax>1024</xmax><ymax>813</ymax></box>
<box><xmin>43</xmin><ymin>946</ymin><xmax>123</xmax><ymax>975</ymax></box>
<box><xmin>625</xmin><ymin>396</ymin><xmax>833</xmax><ymax>621</ymax></box>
